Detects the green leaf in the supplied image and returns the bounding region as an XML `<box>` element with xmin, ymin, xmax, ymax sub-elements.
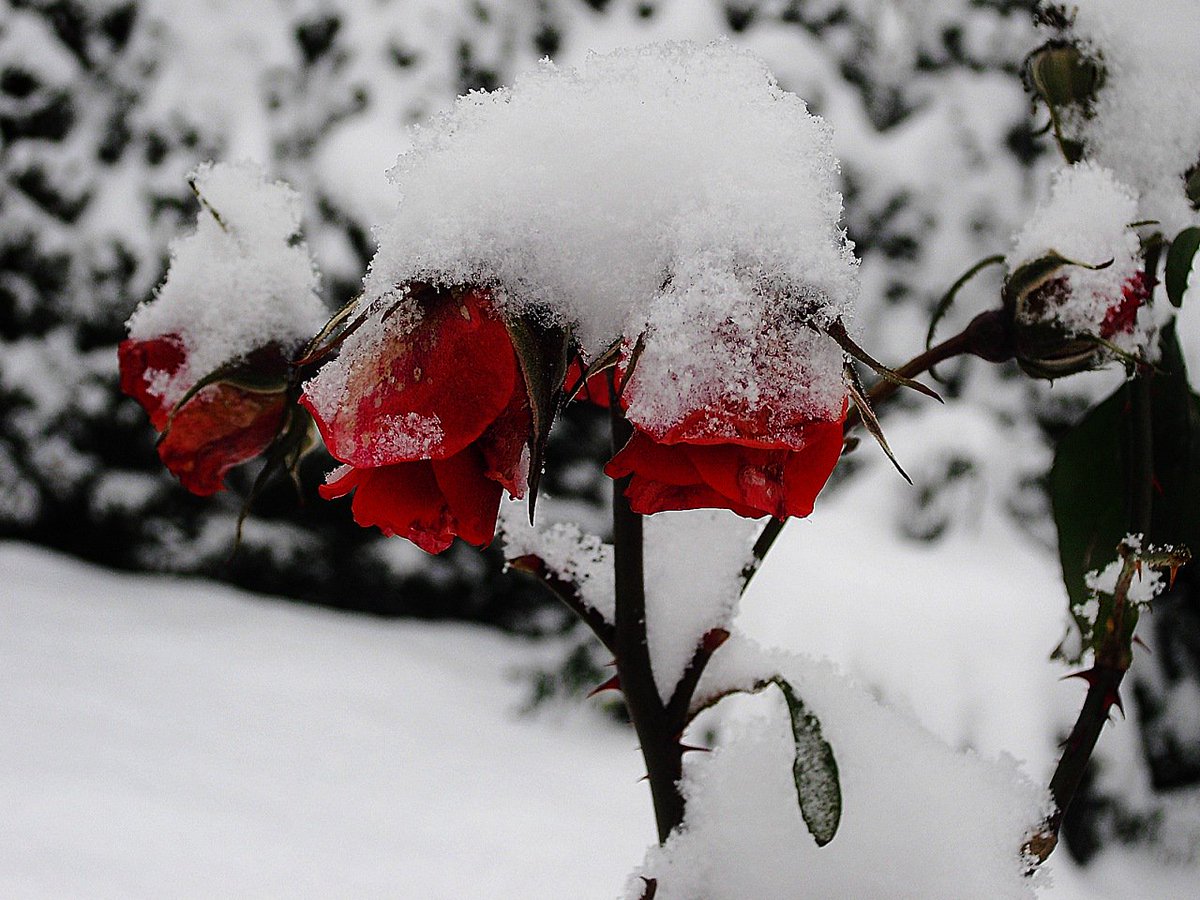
<box><xmin>685</xmin><ymin>676</ymin><xmax>842</xmax><ymax>847</ymax></box>
<box><xmin>505</xmin><ymin>314</ymin><xmax>571</xmax><ymax>518</ymax></box>
<box><xmin>1050</xmin><ymin>321</ymin><xmax>1200</xmax><ymax>615</ymax></box>
<box><xmin>772</xmin><ymin>678</ymin><xmax>842</xmax><ymax>847</ymax></box>
<box><xmin>1165</xmin><ymin>227</ymin><xmax>1200</xmax><ymax>307</ymax></box>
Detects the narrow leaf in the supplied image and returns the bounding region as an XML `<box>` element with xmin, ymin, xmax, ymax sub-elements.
<box><xmin>772</xmin><ymin>678</ymin><xmax>842</xmax><ymax>846</ymax></box>
<box><xmin>1165</xmin><ymin>226</ymin><xmax>1200</xmax><ymax>308</ymax></box>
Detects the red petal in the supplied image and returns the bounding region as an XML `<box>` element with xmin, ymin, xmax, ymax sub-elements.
<box><xmin>431</xmin><ymin>448</ymin><xmax>504</xmax><ymax>548</ymax></box>
<box><xmin>157</xmin><ymin>384</ymin><xmax>286</xmax><ymax>496</ymax></box>
<box><xmin>779</xmin><ymin>419</ymin><xmax>845</xmax><ymax>518</ymax></box>
<box><xmin>607</xmin><ymin>431</ymin><xmax>764</xmax><ymax>517</ymax></box>
<box><xmin>324</xmin><ymin>461</ymin><xmax>457</xmax><ymax>554</ymax></box>
<box><xmin>605</xmin><ymin>430</ymin><xmax>704</xmax><ymax>487</ymax></box>
<box><xmin>624</xmin><ymin>474</ymin><xmax>764</xmax><ymax>518</ymax></box>
<box><xmin>304</xmin><ymin>288</ymin><xmax>519</xmax><ymax>467</ymax></box>
<box><xmin>118</xmin><ymin>335</ymin><xmax>187</xmax><ymax>430</ymax></box>
<box><xmin>476</xmin><ymin>385</ymin><xmax>531</xmax><ymax>498</ymax></box>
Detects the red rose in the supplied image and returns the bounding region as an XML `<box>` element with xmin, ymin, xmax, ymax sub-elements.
<box><xmin>1099</xmin><ymin>271</ymin><xmax>1149</xmax><ymax>339</ymax></box>
<box><xmin>301</xmin><ymin>286</ymin><xmax>531</xmax><ymax>553</ymax></box>
<box><xmin>605</xmin><ymin>408</ymin><xmax>846</xmax><ymax>520</ymax></box>
<box><xmin>118</xmin><ymin>336</ymin><xmax>289</xmax><ymax>496</ymax></box>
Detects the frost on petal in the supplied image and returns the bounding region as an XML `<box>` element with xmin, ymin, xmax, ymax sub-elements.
<box><xmin>622</xmin><ymin>265</ymin><xmax>848</xmax><ymax>446</ymax></box>
<box><xmin>302</xmin><ymin>288</ymin><xmax>519</xmax><ymax>467</ymax></box>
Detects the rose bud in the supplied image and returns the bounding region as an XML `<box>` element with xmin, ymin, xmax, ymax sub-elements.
<box><xmin>1004</xmin><ymin>256</ymin><xmax>1150</xmax><ymax>381</ymax></box>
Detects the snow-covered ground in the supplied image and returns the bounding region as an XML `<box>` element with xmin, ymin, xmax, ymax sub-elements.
<box><xmin>1</xmin><ymin>542</ymin><xmax>651</xmax><ymax>897</ymax></box>
<box><xmin>4</xmin><ymin>431</ymin><xmax>1198</xmax><ymax>898</ymax></box>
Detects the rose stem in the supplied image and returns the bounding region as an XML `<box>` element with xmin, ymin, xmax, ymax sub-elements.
<box><xmin>1029</xmin><ymin>250</ymin><xmax>1160</xmax><ymax>865</ymax></box>
<box><xmin>609</xmin><ymin>371</ymin><xmax>687</xmax><ymax>844</ymax></box>
<box><xmin>743</xmin><ymin>309</ymin><xmax>1008</xmax><ymax>587</ymax></box>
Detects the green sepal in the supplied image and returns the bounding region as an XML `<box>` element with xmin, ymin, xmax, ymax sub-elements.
<box><xmin>1165</xmin><ymin>227</ymin><xmax>1200</xmax><ymax>308</ymax></box>
<box><xmin>235</xmin><ymin>403</ymin><xmax>318</xmax><ymax>551</ymax></box>
<box><xmin>926</xmin><ymin>254</ymin><xmax>1006</xmax><ymax>353</ymax></box>
<box><xmin>1005</xmin><ymin>251</ymin><xmax>1113</xmax><ymax>316</ymax></box>
<box><xmin>156</xmin><ymin>355</ymin><xmax>289</xmax><ymax>449</ymax></box>
<box><xmin>844</xmin><ymin>359</ymin><xmax>911</xmax><ymax>484</ymax></box>
<box><xmin>1027</xmin><ymin>43</ymin><xmax>1104</xmax><ymax>110</ymax></box>
<box><xmin>827</xmin><ymin>319</ymin><xmax>940</xmax><ymax>403</ymax></box>
<box><xmin>505</xmin><ymin>313</ymin><xmax>572</xmax><ymax>519</ymax></box>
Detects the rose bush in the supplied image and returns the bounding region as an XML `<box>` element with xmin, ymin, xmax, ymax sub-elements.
<box><xmin>301</xmin><ymin>285</ymin><xmax>532</xmax><ymax>554</ymax></box>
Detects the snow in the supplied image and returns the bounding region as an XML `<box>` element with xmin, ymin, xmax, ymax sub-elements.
<box><xmin>0</xmin><ymin>542</ymin><xmax>651</xmax><ymax>898</ymax></box>
<box><xmin>622</xmin><ymin>264</ymin><xmax>847</xmax><ymax>441</ymax></box>
<box><xmin>639</xmin><ymin>635</ymin><xmax>1050</xmax><ymax>900</ymax></box>
<box><xmin>1007</xmin><ymin>162</ymin><xmax>1145</xmax><ymax>348</ymax></box>
<box><xmin>7</xmin><ymin>520</ymin><xmax>1198</xmax><ymax>898</ymax></box>
<box><xmin>362</xmin><ymin>40</ymin><xmax>859</xmax><ymax>359</ymax></box>
<box><xmin>126</xmin><ymin>161</ymin><xmax>328</xmax><ymax>403</ymax></box>
<box><xmin>499</xmin><ymin>500</ymin><xmax>616</xmax><ymax>624</ymax></box>
<box><xmin>642</xmin><ymin>509</ymin><xmax>758</xmax><ymax>702</ymax></box>
<box><xmin>1062</xmin><ymin>0</ymin><xmax>1200</xmax><ymax>235</ymax></box>
<box><xmin>1085</xmin><ymin>559</ymin><xmax>1163</xmax><ymax>606</ymax></box>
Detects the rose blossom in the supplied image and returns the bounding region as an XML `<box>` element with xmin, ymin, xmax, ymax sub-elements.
<box><xmin>301</xmin><ymin>285</ymin><xmax>531</xmax><ymax>554</ymax></box>
<box><xmin>118</xmin><ymin>336</ymin><xmax>290</xmax><ymax>496</ymax></box>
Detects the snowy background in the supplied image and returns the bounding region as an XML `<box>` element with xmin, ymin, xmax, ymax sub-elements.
<box><xmin>2</xmin><ymin>0</ymin><xmax>1199</xmax><ymax>896</ymax></box>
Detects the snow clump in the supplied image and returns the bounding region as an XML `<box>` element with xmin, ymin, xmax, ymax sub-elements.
<box><xmin>127</xmin><ymin>161</ymin><xmax>327</xmax><ymax>403</ymax></box>
<box><xmin>1007</xmin><ymin>161</ymin><xmax>1147</xmax><ymax>351</ymax></box>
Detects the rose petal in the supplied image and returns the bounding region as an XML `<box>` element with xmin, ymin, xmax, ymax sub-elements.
<box><xmin>118</xmin><ymin>335</ymin><xmax>187</xmax><ymax>430</ymax></box>
<box><xmin>476</xmin><ymin>386</ymin><xmax>532</xmax><ymax>498</ymax></box>
<box><xmin>306</xmin><ymin>288</ymin><xmax>519</xmax><ymax>467</ymax></box>
<box><xmin>431</xmin><ymin>449</ymin><xmax>504</xmax><ymax>548</ymax></box>
<box><xmin>779</xmin><ymin>419</ymin><xmax>845</xmax><ymax>519</ymax></box>
<box><xmin>157</xmin><ymin>384</ymin><xmax>286</xmax><ymax>496</ymax></box>
<box><xmin>321</xmin><ymin>461</ymin><xmax>457</xmax><ymax>554</ymax></box>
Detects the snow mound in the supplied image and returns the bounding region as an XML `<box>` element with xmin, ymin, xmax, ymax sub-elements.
<box><xmin>631</xmin><ymin>635</ymin><xmax>1051</xmax><ymax>899</ymax></box>
<box><xmin>362</xmin><ymin>40</ymin><xmax>859</xmax><ymax>359</ymax></box>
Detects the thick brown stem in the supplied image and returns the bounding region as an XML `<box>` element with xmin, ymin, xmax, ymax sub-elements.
<box><xmin>610</xmin><ymin>386</ymin><xmax>686</xmax><ymax>843</ymax></box>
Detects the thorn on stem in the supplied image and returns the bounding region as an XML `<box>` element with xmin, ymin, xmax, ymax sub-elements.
<box><xmin>587</xmin><ymin>674</ymin><xmax>622</xmax><ymax>698</ymax></box>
